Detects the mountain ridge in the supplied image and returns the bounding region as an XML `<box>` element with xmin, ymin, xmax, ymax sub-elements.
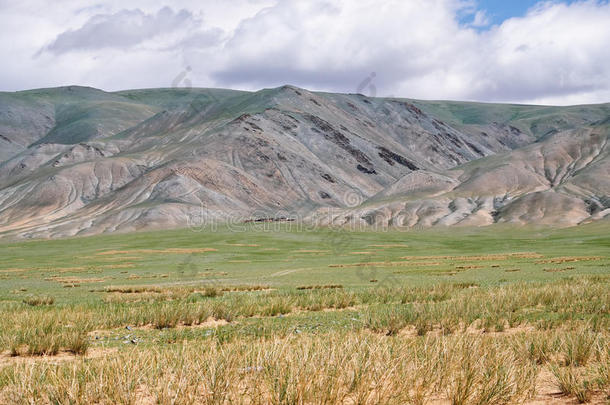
<box><xmin>0</xmin><ymin>85</ymin><xmax>608</xmax><ymax>239</ymax></box>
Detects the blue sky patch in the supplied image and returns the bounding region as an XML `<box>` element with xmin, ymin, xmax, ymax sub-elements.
<box><xmin>463</xmin><ymin>0</ymin><xmax>577</xmax><ymax>27</ymax></box>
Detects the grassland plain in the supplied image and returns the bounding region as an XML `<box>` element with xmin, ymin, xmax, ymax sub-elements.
<box><xmin>0</xmin><ymin>222</ymin><xmax>608</xmax><ymax>404</ymax></box>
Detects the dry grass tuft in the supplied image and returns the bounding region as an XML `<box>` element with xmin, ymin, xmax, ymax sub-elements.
<box><xmin>536</xmin><ymin>256</ymin><xmax>601</xmax><ymax>264</ymax></box>
<box><xmin>296</xmin><ymin>284</ymin><xmax>343</xmax><ymax>290</ymax></box>
<box><xmin>22</xmin><ymin>295</ymin><xmax>55</xmax><ymax>306</ymax></box>
<box><xmin>551</xmin><ymin>365</ymin><xmax>593</xmax><ymax>403</ymax></box>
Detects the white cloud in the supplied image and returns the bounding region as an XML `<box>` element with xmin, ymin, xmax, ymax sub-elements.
<box><xmin>1</xmin><ymin>0</ymin><xmax>609</xmax><ymax>105</ymax></box>
<box><xmin>42</xmin><ymin>7</ymin><xmax>200</xmax><ymax>54</ymax></box>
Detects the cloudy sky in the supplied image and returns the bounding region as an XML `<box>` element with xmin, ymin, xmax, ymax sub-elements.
<box><xmin>1</xmin><ymin>0</ymin><xmax>609</xmax><ymax>105</ymax></box>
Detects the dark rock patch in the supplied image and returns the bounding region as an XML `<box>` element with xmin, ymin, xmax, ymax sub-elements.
<box><xmin>268</xmin><ymin>111</ymin><xmax>299</xmax><ymax>132</ymax></box>
<box><xmin>357</xmin><ymin>164</ymin><xmax>377</xmax><ymax>174</ymax></box>
<box><xmin>363</xmin><ymin>120</ymin><xmax>375</xmax><ymax>128</ymax></box>
<box><xmin>377</xmin><ymin>146</ymin><xmax>419</xmax><ymax>170</ymax></box>
<box><xmin>583</xmin><ymin>197</ymin><xmax>608</xmax><ymax>214</ymax></box>
<box><xmin>431</xmin><ymin>119</ymin><xmax>446</xmax><ymax>132</ymax></box>
<box><xmin>465</xmin><ymin>141</ymin><xmax>483</xmax><ymax>155</ymax></box>
<box><xmin>285</xmin><ymin>114</ymin><xmax>299</xmax><ymax>123</ymax></box>
<box><xmin>392</xmin><ymin>101</ymin><xmax>424</xmax><ymax>116</ymax></box>
<box><xmin>305</xmin><ymin>114</ymin><xmax>373</xmax><ymax>165</ymax></box>
<box><xmin>254</xmin><ymin>138</ymin><xmax>269</xmax><ymax>147</ymax></box>
<box><xmin>321</xmin><ymin>173</ymin><xmax>335</xmax><ymax>183</ymax></box>
<box><xmin>232</xmin><ymin>114</ymin><xmax>252</xmax><ymax>124</ymax></box>
<box><xmin>441</xmin><ymin>132</ymin><xmax>463</xmax><ymax>148</ymax></box>
<box><xmin>248</xmin><ymin>122</ymin><xmax>263</xmax><ymax>132</ymax></box>
<box><xmin>509</xmin><ymin>125</ymin><xmax>522</xmax><ymax>135</ymax></box>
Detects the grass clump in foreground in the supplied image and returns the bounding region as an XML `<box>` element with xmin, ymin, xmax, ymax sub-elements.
<box><xmin>8</xmin><ymin>318</ymin><xmax>89</xmax><ymax>356</ymax></box>
<box><xmin>21</xmin><ymin>295</ymin><xmax>54</xmax><ymax>306</ymax></box>
<box><xmin>0</xmin><ymin>224</ymin><xmax>608</xmax><ymax>403</ymax></box>
<box><xmin>0</xmin><ymin>330</ymin><xmax>607</xmax><ymax>404</ymax></box>
<box><xmin>0</xmin><ymin>278</ymin><xmax>606</xmax><ymax>403</ymax></box>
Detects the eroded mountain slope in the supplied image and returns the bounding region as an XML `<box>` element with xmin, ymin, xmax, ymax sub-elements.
<box><xmin>0</xmin><ymin>85</ymin><xmax>608</xmax><ymax>238</ymax></box>
<box><xmin>316</xmin><ymin>124</ymin><xmax>609</xmax><ymax>228</ymax></box>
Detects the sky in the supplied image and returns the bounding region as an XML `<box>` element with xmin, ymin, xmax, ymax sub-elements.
<box><xmin>0</xmin><ymin>0</ymin><xmax>609</xmax><ymax>105</ymax></box>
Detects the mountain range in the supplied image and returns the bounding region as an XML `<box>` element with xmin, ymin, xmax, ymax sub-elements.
<box><xmin>0</xmin><ymin>85</ymin><xmax>608</xmax><ymax>238</ymax></box>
